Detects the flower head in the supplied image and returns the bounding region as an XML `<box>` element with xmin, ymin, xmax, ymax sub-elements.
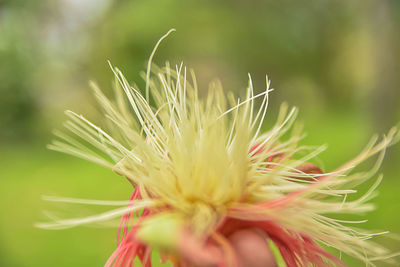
<box><xmin>39</xmin><ymin>30</ymin><xmax>400</xmax><ymax>266</ymax></box>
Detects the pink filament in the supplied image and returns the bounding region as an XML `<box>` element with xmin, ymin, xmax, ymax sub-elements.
<box><xmin>106</xmin><ymin>228</ymin><xmax>152</xmax><ymax>267</ymax></box>
<box><xmin>107</xmin><ymin>187</ymin><xmax>152</xmax><ymax>267</ymax></box>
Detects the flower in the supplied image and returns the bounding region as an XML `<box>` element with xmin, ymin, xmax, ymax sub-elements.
<box><xmin>39</xmin><ymin>30</ymin><xmax>399</xmax><ymax>266</ymax></box>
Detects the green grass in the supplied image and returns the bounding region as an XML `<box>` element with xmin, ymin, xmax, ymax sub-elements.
<box><xmin>1</xmin><ymin>145</ymin><xmax>134</xmax><ymax>266</ymax></box>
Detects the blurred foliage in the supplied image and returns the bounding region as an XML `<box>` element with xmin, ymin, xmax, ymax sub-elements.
<box><xmin>1</xmin><ymin>0</ymin><xmax>400</xmax><ymax>266</ymax></box>
<box><xmin>1</xmin><ymin>0</ymin><xmax>399</xmax><ymax>143</ymax></box>
<box><xmin>0</xmin><ymin>1</ymin><xmax>40</xmax><ymax>141</ymax></box>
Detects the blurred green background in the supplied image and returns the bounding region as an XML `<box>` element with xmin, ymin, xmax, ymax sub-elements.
<box><xmin>1</xmin><ymin>0</ymin><xmax>400</xmax><ymax>266</ymax></box>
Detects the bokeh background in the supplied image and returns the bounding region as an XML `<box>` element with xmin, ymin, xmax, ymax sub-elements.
<box><xmin>1</xmin><ymin>0</ymin><xmax>400</xmax><ymax>266</ymax></box>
